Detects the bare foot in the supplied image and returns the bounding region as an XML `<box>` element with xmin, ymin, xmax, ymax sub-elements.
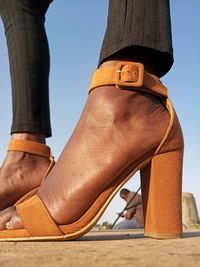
<box><xmin>0</xmin><ymin>134</ymin><xmax>51</xmax><ymax>211</ymax></box>
<box><xmin>0</xmin><ymin>61</ymin><xmax>170</xmax><ymax>230</ymax></box>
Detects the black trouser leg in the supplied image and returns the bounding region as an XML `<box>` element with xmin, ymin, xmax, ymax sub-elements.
<box><xmin>99</xmin><ymin>0</ymin><xmax>173</xmax><ymax>77</ymax></box>
<box><xmin>0</xmin><ymin>0</ymin><xmax>52</xmax><ymax>137</ymax></box>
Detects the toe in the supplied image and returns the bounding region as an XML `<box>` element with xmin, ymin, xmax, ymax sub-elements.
<box><xmin>0</xmin><ymin>207</ymin><xmax>14</xmax><ymax>230</ymax></box>
<box><xmin>8</xmin><ymin>209</ymin><xmax>24</xmax><ymax>230</ymax></box>
<box><xmin>0</xmin><ymin>206</ymin><xmax>24</xmax><ymax>230</ymax></box>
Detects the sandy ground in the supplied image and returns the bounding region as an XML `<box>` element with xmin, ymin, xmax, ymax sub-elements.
<box><xmin>0</xmin><ymin>229</ymin><xmax>200</xmax><ymax>267</ymax></box>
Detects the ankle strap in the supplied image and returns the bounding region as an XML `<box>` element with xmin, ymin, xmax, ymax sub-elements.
<box><xmin>89</xmin><ymin>61</ymin><xmax>168</xmax><ymax>98</ymax></box>
<box><xmin>8</xmin><ymin>139</ymin><xmax>52</xmax><ymax>159</ymax></box>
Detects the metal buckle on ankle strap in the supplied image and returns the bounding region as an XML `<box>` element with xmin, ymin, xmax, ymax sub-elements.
<box><xmin>115</xmin><ymin>62</ymin><xmax>144</xmax><ymax>87</ymax></box>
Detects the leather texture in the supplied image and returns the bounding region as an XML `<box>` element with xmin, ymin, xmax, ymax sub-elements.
<box><xmin>8</xmin><ymin>139</ymin><xmax>52</xmax><ymax>158</ymax></box>
<box><xmin>89</xmin><ymin>62</ymin><xmax>168</xmax><ymax>98</ymax></box>
<box><xmin>17</xmin><ymin>195</ymin><xmax>63</xmax><ymax>237</ymax></box>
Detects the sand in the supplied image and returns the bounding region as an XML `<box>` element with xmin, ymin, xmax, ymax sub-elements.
<box><xmin>0</xmin><ymin>229</ymin><xmax>200</xmax><ymax>267</ymax></box>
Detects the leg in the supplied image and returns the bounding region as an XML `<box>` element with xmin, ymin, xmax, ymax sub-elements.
<box><xmin>35</xmin><ymin>0</ymin><xmax>171</xmax><ymax>224</ymax></box>
<box><xmin>0</xmin><ymin>0</ymin><xmax>52</xmax><ymax>136</ymax></box>
<box><xmin>99</xmin><ymin>0</ymin><xmax>173</xmax><ymax>77</ymax></box>
<box><xmin>0</xmin><ymin>0</ymin><xmax>183</xmax><ymax>240</ymax></box>
<box><xmin>0</xmin><ymin>0</ymin><xmax>53</xmax><ymax>210</ymax></box>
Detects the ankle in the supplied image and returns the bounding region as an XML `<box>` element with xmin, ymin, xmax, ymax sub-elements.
<box><xmin>88</xmin><ymin>85</ymin><xmax>168</xmax><ymax>133</ymax></box>
<box><xmin>11</xmin><ymin>133</ymin><xmax>46</xmax><ymax>144</ymax></box>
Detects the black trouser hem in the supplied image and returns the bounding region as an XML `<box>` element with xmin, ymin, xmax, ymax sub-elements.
<box><xmin>99</xmin><ymin>45</ymin><xmax>173</xmax><ymax>78</ymax></box>
<box><xmin>98</xmin><ymin>0</ymin><xmax>173</xmax><ymax>78</ymax></box>
<box><xmin>11</xmin><ymin>123</ymin><xmax>52</xmax><ymax>138</ymax></box>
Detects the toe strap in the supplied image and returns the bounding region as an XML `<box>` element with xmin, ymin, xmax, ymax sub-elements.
<box><xmin>16</xmin><ymin>195</ymin><xmax>63</xmax><ymax>237</ymax></box>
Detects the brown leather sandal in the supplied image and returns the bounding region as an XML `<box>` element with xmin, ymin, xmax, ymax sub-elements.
<box><xmin>7</xmin><ymin>139</ymin><xmax>55</xmax><ymax>206</ymax></box>
<box><xmin>0</xmin><ymin>62</ymin><xmax>184</xmax><ymax>241</ymax></box>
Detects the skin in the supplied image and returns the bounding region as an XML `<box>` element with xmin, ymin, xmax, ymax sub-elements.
<box><xmin>120</xmin><ymin>192</ymin><xmax>130</xmax><ymax>202</ymax></box>
<box><xmin>0</xmin><ymin>60</ymin><xmax>170</xmax><ymax>230</ymax></box>
<box><xmin>120</xmin><ymin>192</ymin><xmax>134</xmax><ymax>219</ymax></box>
<box><xmin>0</xmin><ymin>133</ymin><xmax>50</xmax><ymax>211</ymax></box>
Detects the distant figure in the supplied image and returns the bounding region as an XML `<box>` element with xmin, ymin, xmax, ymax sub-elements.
<box><xmin>113</xmin><ymin>188</ymin><xmax>144</xmax><ymax>229</ymax></box>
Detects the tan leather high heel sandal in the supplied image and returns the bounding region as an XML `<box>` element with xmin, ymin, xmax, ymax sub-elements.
<box><xmin>0</xmin><ymin>62</ymin><xmax>184</xmax><ymax>241</ymax></box>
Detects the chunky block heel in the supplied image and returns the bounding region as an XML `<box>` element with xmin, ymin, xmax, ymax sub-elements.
<box><xmin>140</xmin><ymin>148</ymin><xmax>184</xmax><ymax>239</ymax></box>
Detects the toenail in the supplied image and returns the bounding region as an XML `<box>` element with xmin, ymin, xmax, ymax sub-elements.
<box><xmin>5</xmin><ymin>221</ymin><xmax>12</xmax><ymax>230</ymax></box>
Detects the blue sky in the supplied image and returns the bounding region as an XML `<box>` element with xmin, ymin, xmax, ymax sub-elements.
<box><xmin>0</xmin><ymin>0</ymin><xmax>199</xmax><ymax>224</ymax></box>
